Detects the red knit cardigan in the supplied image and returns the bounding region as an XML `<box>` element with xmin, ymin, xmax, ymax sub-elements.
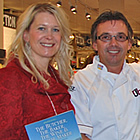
<box><xmin>0</xmin><ymin>58</ymin><xmax>75</xmax><ymax>139</ymax></box>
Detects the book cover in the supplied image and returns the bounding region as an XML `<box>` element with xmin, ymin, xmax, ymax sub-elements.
<box><xmin>25</xmin><ymin>110</ymin><xmax>82</xmax><ymax>140</ymax></box>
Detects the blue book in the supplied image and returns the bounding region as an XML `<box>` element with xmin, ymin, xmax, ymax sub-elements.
<box><xmin>25</xmin><ymin>110</ymin><xmax>82</xmax><ymax>140</ymax></box>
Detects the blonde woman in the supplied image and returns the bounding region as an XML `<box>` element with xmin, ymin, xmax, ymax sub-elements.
<box><xmin>0</xmin><ymin>2</ymin><xmax>74</xmax><ymax>139</ymax></box>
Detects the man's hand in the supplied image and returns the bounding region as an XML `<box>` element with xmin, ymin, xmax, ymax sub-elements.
<box><xmin>81</xmin><ymin>133</ymin><xmax>90</xmax><ymax>140</ymax></box>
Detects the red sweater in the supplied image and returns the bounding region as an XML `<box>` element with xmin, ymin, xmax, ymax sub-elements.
<box><xmin>0</xmin><ymin>58</ymin><xmax>75</xmax><ymax>139</ymax></box>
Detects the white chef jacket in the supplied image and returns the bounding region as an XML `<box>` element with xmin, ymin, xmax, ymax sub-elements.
<box><xmin>69</xmin><ymin>55</ymin><xmax>140</xmax><ymax>140</ymax></box>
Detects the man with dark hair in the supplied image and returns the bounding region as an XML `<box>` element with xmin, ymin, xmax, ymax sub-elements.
<box><xmin>69</xmin><ymin>10</ymin><xmax>140</xmax><ymax>140</ymax></box>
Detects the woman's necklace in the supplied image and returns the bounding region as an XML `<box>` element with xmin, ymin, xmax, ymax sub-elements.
<box><xmin>49</xmin><ymin>65</ymin><xmax>59</xmax><ymax>83</ymax></box>
<box><xmin>45</xmin><ymin>65</ymin><xmax>59</xmax><ymax>116</ymax></box>
<box><xmin>45</xmin><ymin>91</ymin><xmax>57</xmax><ymax>116</ymax></box>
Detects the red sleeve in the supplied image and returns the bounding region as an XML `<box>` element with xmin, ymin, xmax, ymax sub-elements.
<box><xmin>0</xmin><ymin>68</ymin><xmax>28</xmax><ymax>139</ymax></box>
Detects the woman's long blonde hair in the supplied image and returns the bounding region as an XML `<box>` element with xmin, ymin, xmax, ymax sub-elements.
<box><xmin>5</xmin><ymin>2</ymin><xmax>73</xmax><ymax>88</ymax></box>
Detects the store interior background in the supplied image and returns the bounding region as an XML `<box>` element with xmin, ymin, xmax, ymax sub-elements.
<box><xmin>1</xmin><ymin>0</ymin><xmax>140</xmax><ymax>69</ymax></box>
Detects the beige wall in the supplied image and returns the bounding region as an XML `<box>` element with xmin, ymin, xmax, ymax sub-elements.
<box><xmin>3</xmin><ymin>27</ymin><xmax>16</xmax><ymax>55</ymax></box>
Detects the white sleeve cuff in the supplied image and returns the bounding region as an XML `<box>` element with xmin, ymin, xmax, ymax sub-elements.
<box><xmin>78</xmin><ymin>124</ymin><xmax>93</xmax><ymax>137</ymax></box>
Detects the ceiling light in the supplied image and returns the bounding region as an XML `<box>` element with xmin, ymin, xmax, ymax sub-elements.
<box><xmin>69</xmin><ymin>34</ymin><xmax>75</xmax><ymax>40</ymax></box>
<box><xmin>70</xmin><ymin>6</ymin><xmax>76</xmax><ymax>11</ymax></box>
<box><xmin>56</xmin><ymin>1</ymin><xmax>62</xmax><ymax>7</ymax></box>
<box><xmin>85</xmin><ymin>13</ymin><xmax>91</xmax><ymax>20</ymax></box>
<box><xmin>70</xmin><ymin>6</ymin><xmax>77</xmax><ymax>14</ymax></box>
<box><xmin>137</xmin><ymin>40</ymin><xmax>140</xmax><ymax>46</ymax></box>
<box><xmin>72</xmin><ymin>10</ymin><xmax>77</xmax><ymax>14</ymax></box>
